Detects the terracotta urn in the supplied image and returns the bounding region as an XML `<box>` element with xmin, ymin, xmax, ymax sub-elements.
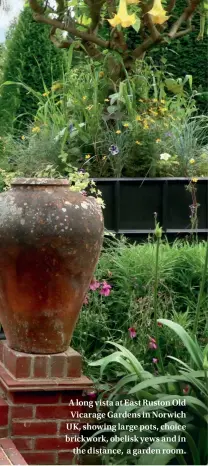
<box><xmin>0</xmin><ymin>178</ymin><xmax>104</xmax><ymax>354</ymax></box>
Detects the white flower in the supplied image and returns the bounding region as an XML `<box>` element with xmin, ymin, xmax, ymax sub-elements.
<box><xmin>160</xmin><ymin>153</ymin><xmax>171</xmax><ymax>161</ymax></box>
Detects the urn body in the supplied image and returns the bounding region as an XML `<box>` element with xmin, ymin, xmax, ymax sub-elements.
<box><xmin>0</xmin><ymin>179</ymin><xmax>104</xmax><ymax>353</ymax></box>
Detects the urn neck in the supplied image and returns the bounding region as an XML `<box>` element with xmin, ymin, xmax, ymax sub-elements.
<box><xmin>11</xmin><ymin>178</ymin><xmax>70</xmax><ymax>187</ymax></box>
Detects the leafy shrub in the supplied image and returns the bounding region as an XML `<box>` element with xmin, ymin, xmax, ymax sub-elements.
<box><xmin>0</xmin><ymin>6</ymin><xmax>63</xmax><ymax>135</ymax></box>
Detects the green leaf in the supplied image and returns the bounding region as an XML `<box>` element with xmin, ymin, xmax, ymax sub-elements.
<box><xmin>132</xmin><ymin>18</ymin><xmax>141</xmax><ymax>33</ymax></box>
<box><xmin>137</xmin><ymin>439</ymin><xmax>178</xmax><ymax>465</ymax></box>
<box><xmin>130</xmin><ymin>371</ymin><xmax>205</xmax><ymax>394</ymax></box>
<box><xmin>107</xmin><ymin>105</ymin><xmax>118</xmax><ymax>114</ymax></box>
<box><xmin>167</xmin><ymin>356</ymin><xmax>192</xmax><ymax>372</ymax></box>
<box><xmin>183</xmin><ymin>429</ymin><xmax>201</xmax><ymax>464</ymax></box>
<box><xmin>183</xmin><ymin>74</ymin><xmax>193</xmax><ymax>90</ymax></box>
<box><xmin>108</xmin><ymin>374</ymin><xmax>138</xmax><ymax>399</ymax></box>
<box><xmin>89</xmin><ymin>351</ymin><xmax>133</xmax><ymax>377</ymax></box>
<box><xmin>165</xmin><ymin>78</ymin><xmax>183</xmax><ymax>94</ymax></box>
<box><xmin>158</xmin><ymin>319</ymin><xmax>203</xmax><ymax>368</ymax></box>
<box><xmin>105</xmin><ymin>341</ymin><xmax>145</xmax><ymax>375</ymax></box>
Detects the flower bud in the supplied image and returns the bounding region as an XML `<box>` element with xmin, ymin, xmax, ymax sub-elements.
<box><xmin>154</xmin><ymin>222</ymin><xmax>163</xmax><ymax>238</ymax></box>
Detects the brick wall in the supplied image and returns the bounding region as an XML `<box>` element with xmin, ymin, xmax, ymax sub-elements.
<box><xmin>0</xmin><ymin>398</ymin><xmax>9</xmax><ymax>438</ymax></box>
<box><xmin>0</xmin><ymin>390</ymin><xmax>87</xmax><ymax>465</ymax></box>
<box><xmin>0</xmin><ymin>341</ymin><xmax>93</xmax><ymax>465</ymax></box>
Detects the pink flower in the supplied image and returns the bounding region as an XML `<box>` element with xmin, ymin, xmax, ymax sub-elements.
<box><xmin>149</xmin><ymin>337</ymin><xmax>157</xmax><ymax>350</ymax></box>
<box><xmin>83</xmin><ymin>295</ymin><xmax>89</xmax><ymax>305</ymax></box>
<box><xmin>152</xmin><ymin>358</ymin><xmax>158</xmax><ymax>364</ymax></box>
<box><xmin>128</xmin><ymin>327</ymin><xmax>137</xmax><ymax>338</ymax></box>
<box><xmin>157</xmin><ymin>322</ymin><xmax>163</xmax><ymax>327</ymax></box>
<box><xmin>88</xmin><ymin>391</ymin><xmax>97</xmax><ymax>400</ymax></box>
<box><xmin>89</xmin><ymin>278</ymin><xmax>101</xmax><ymax>291</ymax></box>
<box><xmin>100</xmin><ymin>280</ymin><xmax>112</xmax><ymax>297</ymax></box>
<box><xmin>183</xmin><ymin>385</ymin><xmax>190</xmax><ymax>394</ymax></box>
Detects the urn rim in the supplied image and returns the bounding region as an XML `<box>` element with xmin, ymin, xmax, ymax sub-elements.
<box><xmin>11</xmin><ymin>177</ymin><xmax>70</xmax><ymax>186</ymax></box>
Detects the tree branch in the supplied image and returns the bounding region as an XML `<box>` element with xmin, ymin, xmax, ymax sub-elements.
<box><xmin>145</xmin><ymin>14</ymin><xmax>161</xmax><ymax>41</ymax></box>
<box><xmin>106</xmin><ymin>0</ymin><xmax>117</xmax><ymax>15</ymax></box>
<box><xmin>168</xmin><ymin>0</ymin><xmax>200</xmax><ymax>37</ymax></box>
<box><xmin>87</xmin><ymin>0</ymin><xmax>105</xmax><ymax>33</ymax></box>
<box><xmin>167</xmin><ymin>0</ymin><xmax>177</xmax><ymax>13</ymax></box>
<box><xmin>50</xmin><ymin>27</ymin><xmax>73</xmax><ymax>48</ymax></box>
<box><xmin>173</xmin><ymin>25</ymin><xmax>193</xmax><ymax>38</ymax></box>
<box><xmin>33</xmin><ymin>13</ymin><xmax>109</xmax><ymax>48</ymax></box>
<box><xmin>29</xmin><ymin>0</ymin><xmax>45</xmax><ymax>13</ymax></box>
<box><xmin>132</xmin><ymin>35</ymin><xmax>161</xmax><ymax>59</ymax></box>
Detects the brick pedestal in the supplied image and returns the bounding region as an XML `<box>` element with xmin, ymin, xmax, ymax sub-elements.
<box><xmin>0</xmin><ymin>341</ymin><xmax>93</xmax><ymax>465</ymax></box>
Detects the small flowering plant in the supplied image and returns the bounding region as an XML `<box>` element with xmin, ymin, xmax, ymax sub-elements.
<box><xmin>0</xmin><ymin>163</ymin><xmax>105</xmax><ymax>209</ymax></box>
<box><xmin>83</xmin><ymin>277</ymin><xmax>112</xmax><ymax>306</ymax></box>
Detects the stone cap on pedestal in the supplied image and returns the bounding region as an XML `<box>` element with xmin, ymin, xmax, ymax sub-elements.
<box><xmin>0</xmin><ymin>341</ymin><xmax>93</xmax><ymax>392</ymax></box>
<box><xmin>0</xmin><ymin>438</ymin><xmax>28</xmax><ymax>465</ymax></box>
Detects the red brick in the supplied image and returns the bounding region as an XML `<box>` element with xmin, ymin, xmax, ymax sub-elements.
<box><xmin>61</xmin><ymin>393</ymin><xmax>84</xmax><ymax>404</ymax></box>
<box><xmin>36</xmin><ymin>405</ymin><xmax>82</xmax><ymax>420</ymax></box>
<box><xmin>22</xmin><ymin>451</ymin><xmax>56</xmax><ymax>465</ymax></box>
<box><xmin>35</xmin><ymin>436</ymin><xmax>78</xmax><ymax>450</ymax></box>
<box><xmin>12</xmin><ymin>438</ymin><xmax>33</xmax><ymax>450</ymax></box>
<box><xmin>9</xmin><ymin>391</ymin><xmax>60</xmax><ymax>404</ymax></box>
<box><xmin>33</xmin><ymin>356</ymin><xmax>49</xmax><ymax>378</ymax></box>
<box><xmin>60</xmin><ymin>421</ymin><xmax>83</xmax><ymax>435</ymax></box>
<box><xmin>66</xmin><ymin>355</ymin><xmax>82</xmax><ymax>377</ymax></box>
<box><xmin>0</xmin><ymin>427</ymin><xmax>8</xmax><ymax>438</ymax></box>
<box><xmin>4</xmin><ymin>346</ymin><xmax>31</xmax><ymax>379</ymax></box>
<box><xmin>0</xmin><ymin>399</ymin><xmax>8</xmax><ymax>426</ymax></box>
<box><xmin>12</xmin><ymin>421</ymin><xmax>58</xmax><ymax>436</ymax></box>
<box><xmin>58</xmin><ymin>451</ymin><xmax>74</xmax><ymax>465</ymax></box>
<box><xmin>50</xmin><ymin>355</ymin><xmax>66</xmax><ymax>378</ymax></box>
<box><xmin>10</xmin><ymin>406</ymin><xmax>34</xmax><ymax>419</ymax></box>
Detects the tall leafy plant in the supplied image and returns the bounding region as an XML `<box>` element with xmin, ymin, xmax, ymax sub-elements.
<box><xmin>88</xmin><ymin>230</ymin><xmax>208</xmax><ymax>465</ymax></box>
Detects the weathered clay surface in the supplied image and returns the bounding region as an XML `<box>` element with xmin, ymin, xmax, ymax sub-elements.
<box><xmin>0</xmin><ymin>178</ymin><xmax>104</xmax><ymax>354</ymax></box>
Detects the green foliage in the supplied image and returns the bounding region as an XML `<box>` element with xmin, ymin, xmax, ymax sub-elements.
<box><xmin>0</xmin><ymin>161</ymin><xmax>105</xmax><ymax>208</ymax></box>
<box><xmin>3</xmin><ymin>55</ymin><xmax>207</xmax><ymax>178</ymax></box>
<box><xmin>0</xmin><ymin>44</ymin><xmax>5</xmax><ymax>84</ymax></box>
<box><xmin>124</xmin><ymin>0</ymin><xmax>208</xmax><ymax>112</ymax></box>
<box><xmin>0</xmin><ymin>6</ymin><xmax>63</xmax><ymax>135</ymax></box>
<box><xmin>86</xmin><ymin>237</ymin><xmax>208</xmax><ymax>465</ymax></box>
<box><xmin>70</xmin><ymin>238</ymin><xmax>208</xmax><ymax>374</ymax></box>
<box><xmin>89</xmin><ymin>326</ymin><xmax>207</xmax><ymax>465</ymax></box>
